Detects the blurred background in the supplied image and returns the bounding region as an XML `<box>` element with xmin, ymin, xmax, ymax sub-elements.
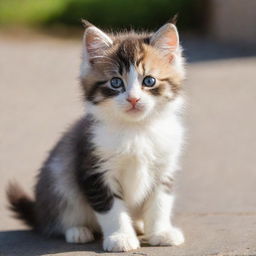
<box><xmin>0</xmin><ymin>0</ymin><xmax>256</xmax><ymax>255</ymax></box>
<box><xmin>0</xmin><ymin>0</ymin><xmax>256</xmax><ymax>59</ymax></box>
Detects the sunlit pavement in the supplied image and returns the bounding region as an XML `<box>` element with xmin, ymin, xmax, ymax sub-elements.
<box><xmin>1</xmin><ymin>35</ymin><xmax>256</xmax><ymax>256</ymax></box>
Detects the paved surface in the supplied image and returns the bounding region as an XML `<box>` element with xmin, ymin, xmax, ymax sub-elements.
<box><xmin>0</xmin><ymin>34</ymin><xmax>256</xmax><ymax>256</ymax></box>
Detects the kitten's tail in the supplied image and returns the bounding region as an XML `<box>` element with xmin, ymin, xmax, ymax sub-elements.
<box><xmin>6</xmin><ymin>182</ymin><xmax>36</xmax><ymax>228</ymax></box>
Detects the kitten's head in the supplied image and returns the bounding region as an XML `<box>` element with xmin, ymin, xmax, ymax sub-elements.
<box><xmin>80</xmin><ymin>20</ymin><xmax>185</xmax><ymax>123</ymax></box>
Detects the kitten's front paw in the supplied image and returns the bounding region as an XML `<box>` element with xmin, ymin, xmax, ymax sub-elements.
<box><xmin>65</xmin><ymin>227</ymin><xmax>94</xmax><ymax>244</ymax></box>
<box><xmin>103</xmin><ymin>233</ymin><xmax>140</xmax><ymax>252</ymax></box>
<box><xmin>148</xmin><ymin>227</ymin><xmax>184</xmax><ymax>246</ymax></box>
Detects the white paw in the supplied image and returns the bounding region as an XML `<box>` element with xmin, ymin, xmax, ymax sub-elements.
<box><xmin>148</xmin><ymin>227</ymin><xmax>185</xmax><ymax>246</ymax></box>
<box><xmin>103</xmin><ymin>232</ymin><xmax>140</xmax><ymax>252</ymax></box>
<box><xmin>65</xmin><ymin>227</ymin><xmax>94</xmax><ymax>244</ymax></box>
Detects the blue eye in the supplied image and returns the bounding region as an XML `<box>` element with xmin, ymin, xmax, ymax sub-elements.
<box><xmin>110</xmin><ymin>77</ymin><xmax>123</xmax><ymax>88</ymax></box>
<box><xmin>143</xmin><ymin>76</ymin><xmax>156</xmax><ymax>87</ymax></box>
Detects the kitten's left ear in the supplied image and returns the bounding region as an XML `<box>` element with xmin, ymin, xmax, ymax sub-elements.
<box><xmin>150</xmin><ymin>23</ymin><xmax>179</xmax><ymax>57</ymax></box>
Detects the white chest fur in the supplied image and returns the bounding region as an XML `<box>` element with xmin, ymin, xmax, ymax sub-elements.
<box><xmin>92</xmin><ymin>114</ymin><xmax>183</xmax><ymax>207</ymax></box>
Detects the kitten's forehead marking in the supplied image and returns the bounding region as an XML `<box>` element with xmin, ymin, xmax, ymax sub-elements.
<box><xmin>126</xmin><ymin>65</ymin><xmax>141</xmax><ymax>97</ymax></box>
<box><xmin>127</xmin><ymin>65</ymin><xmax>138</xmax><ymax>85</ymax></box>
<box><xmin>120</xmin><ymin>64</ymin><xmax>140</xmax><ymax>98</ymax></box>
<box><xmin>114</xmin><ymin>39</ymin><xmax>145</xmax><ymax>74</ymax></box>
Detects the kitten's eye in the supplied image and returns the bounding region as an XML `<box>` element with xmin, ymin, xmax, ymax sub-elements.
<box><xmin>143</xmin><ymin>76</ymin><xmax>156</xmax><ymax>87</ymax></box>
<box><xmin>110</xmin><ymin>77</ymin><xmax>123</xmax><ymax>88</ymax></box>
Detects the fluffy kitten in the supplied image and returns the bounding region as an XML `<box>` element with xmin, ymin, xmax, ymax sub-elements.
<box><xmin>7</xmin><ymin>20</ymin><xmax>186</xmax><ymax>252</ymax></box>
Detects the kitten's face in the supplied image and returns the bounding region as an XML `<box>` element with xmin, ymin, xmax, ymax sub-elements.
<box><xmin>81</xmin><ymin>22</ymin><xmax>185</xmax><ymax>123</ymax></box>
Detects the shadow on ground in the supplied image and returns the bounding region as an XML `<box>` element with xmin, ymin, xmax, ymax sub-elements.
<box><xmin>0</xmin><ymin>230</ymin><xmax>103</xmax><ymax>256</ymax></box>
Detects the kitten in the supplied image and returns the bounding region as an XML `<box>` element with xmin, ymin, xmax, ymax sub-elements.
<box><xmin>7</xmin><ymin>19</ymin><xmax>186</xmax><ymax>252</ymax></box>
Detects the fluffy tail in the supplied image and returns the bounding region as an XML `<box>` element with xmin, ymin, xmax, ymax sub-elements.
<box><xmin>6</xmin><ymin>182</ymin><xmax>36</xmax><ymax>228</ymax></box>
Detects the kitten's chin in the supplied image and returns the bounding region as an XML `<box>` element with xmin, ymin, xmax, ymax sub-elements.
<box><xmin>120</xmin><ymin>108</ymin><xmax>151</xmax><ymax>122</ymax></box>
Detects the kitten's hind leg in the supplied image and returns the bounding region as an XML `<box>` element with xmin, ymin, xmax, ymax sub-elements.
<box><xmin>65</xmin><ymin>226</ymin><xmax>94</xmax><ymax>244</ymax></box>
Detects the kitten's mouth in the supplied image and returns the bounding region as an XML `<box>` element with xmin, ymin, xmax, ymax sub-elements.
<box><xmin>126</xmin><ymin>107</ymin><xmax>142</xmax><ymax>113</ymax></box>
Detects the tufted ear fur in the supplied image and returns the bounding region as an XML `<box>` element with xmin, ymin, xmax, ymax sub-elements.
<box><xmin>150</xmin><ymin>23</ymin><xmax>180</xmax><ymax>60</ymax></box>
<box><xmin>82</xmin><ymin>20</ymin><xmax>113</xmax><ymax>62</ymax></box>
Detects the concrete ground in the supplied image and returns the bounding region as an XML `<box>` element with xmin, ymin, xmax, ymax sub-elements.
<box><xmin>0</xmin><ymin>34</ymin><xmax>256</xmax><ymax>256</ymax></box>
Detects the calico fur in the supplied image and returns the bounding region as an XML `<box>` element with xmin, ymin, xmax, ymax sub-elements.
<box><xmin>7</xmin><ymin>20</ymin><xmax>186</xmax><ymax>252</ymax></box>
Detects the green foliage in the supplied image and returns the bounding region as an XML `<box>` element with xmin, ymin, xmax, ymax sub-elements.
<box><xmin>0</xmin><ymin>0</ymin><xmax>200</xmax><ymax>31</ymax></box>
<box><xmin>0</xmin><ymin>0</ymin><xmax>65</xmax><ymax>26</ymax></box>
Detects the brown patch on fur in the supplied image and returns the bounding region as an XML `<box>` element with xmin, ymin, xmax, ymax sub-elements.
<box><xmin>100</xmin><ymin>87</ymin><xmax>121</xmax><ymax>98</ymax></box>
<box><xmin>159</xmin><ymin>77</ymin><xmax>182</xmax><ymax>95</ymax></box>
<box><xmin>171</xmin><ymin>82</ymin><xmax>181</xmax><ymax>94</ymax></box>
<box><xmin>86</xmin><ymin>80</ymin><xmax>108</xmax><ymax>101</ymax></box>
<box><xmin>139</xmin><ymin>44</ymin><xmax>183</xmax><ymax>98</ymax></box>
<box><xmin>149</xmin><ymin>87</ymin><xmax>161</xmax><ymax>96</ymax></box>
<box><xmin>135</xmin><ymin>53</ymin><xmax>145</xmax><ymax>67</ymax></box>
<box><xmin>111</xmin><ymin>38</ymin><xmax>145</xmax><ymax>72</ymax></box>
<box><xmin>7</xmin><ymin>182</ymin><xmax>36</xmax><ymax>228</ymax></box>
<box><xmin>148</xmin><ymin>84</ymin><xmax>166</xmax><ymax>96</ymax></box>
<box><xmin>83</xmin><ymin>77</ymin><xmax>123</xmax><ymax>105</ymax></box>
<box><xmin>159</xmin><ymin>77</ymin><xmax>172</xmax><ymax>83</ymax></box>
<box><xmin>141</xmin><ymin>63</ymin><xmax>146</xmax><ymax>76</ymax></box>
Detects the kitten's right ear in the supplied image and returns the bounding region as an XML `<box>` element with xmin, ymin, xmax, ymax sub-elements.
<box><xmin>150</xmin><ymin>22</ymin><xmax>179</xmax><ymax>59</ymax></box>
<box><xmin>82</xmin><ymin>20</ymin><xmax>113</xmax><ymax>62</ymax></box>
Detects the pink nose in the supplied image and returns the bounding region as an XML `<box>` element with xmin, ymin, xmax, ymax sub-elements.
<box><xmin>127</xmin><ymin>97</ymin><xmax>140</xmax><ymax>107</ymax></box>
